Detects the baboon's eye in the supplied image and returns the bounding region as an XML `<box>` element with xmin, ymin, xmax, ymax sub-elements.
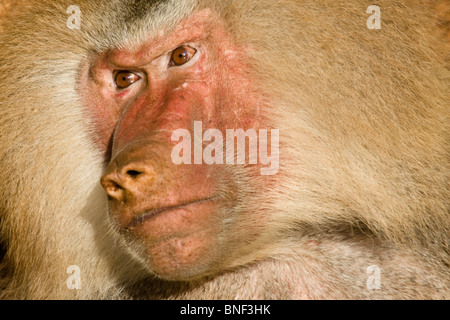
<box><xmin>170</xmin><ymin>46</ymin><xmax>197</xmax><ymax>67</ymax></box>
<box><xmin>115</xmin><ymin>71</ymin><xmax>141</xmax><ymax>89</ymax></box>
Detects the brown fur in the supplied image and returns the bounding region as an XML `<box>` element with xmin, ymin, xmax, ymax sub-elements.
<box><xmin>0</xmin><ymin>0</ymin><xmax>448</xmax><ymax>299</ymax></box>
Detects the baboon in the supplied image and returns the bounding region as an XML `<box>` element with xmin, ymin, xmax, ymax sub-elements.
<box><xmin>0</xmin><ymin>0</ymin><xmax>448</xmax><ymax>299</ymax></box>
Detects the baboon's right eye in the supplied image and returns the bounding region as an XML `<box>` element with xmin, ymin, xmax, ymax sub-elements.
<box><xmin>115</xmin><ymin>71</ymin><xmax>141</xmax><ymax>89</ymax></box>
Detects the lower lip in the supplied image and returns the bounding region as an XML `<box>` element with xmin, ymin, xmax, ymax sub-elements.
<box><xmin>126</xmin><ymin>197</ymin><xmax>218</xmax><ymax>230</ymax></box>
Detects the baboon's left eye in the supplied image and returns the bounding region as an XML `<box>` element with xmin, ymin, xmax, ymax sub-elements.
<box><xmin>170</xmin><ymin>46</ymin><xmax>197</xmax><ymax>67</ymax></box>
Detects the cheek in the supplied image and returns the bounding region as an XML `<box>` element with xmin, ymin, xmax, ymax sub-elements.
<box><xmin>90</xmin><ymin>105</ymin><xmax>119</xmax><ymax>153</ymax></box>
<box><xmin>79</xmin><ymin>63</ymin><xmax>123</xmax><ymax>155</ymax></box>
<box><xmin>214</xmin><ymin>67</ymin><xmax>263</xmax><ymax>131</ymax></box>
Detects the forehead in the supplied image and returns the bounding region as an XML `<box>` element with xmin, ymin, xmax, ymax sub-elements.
<box><xmin>102</xmin><ymin>0</ymin><xmax>199</xmax><ymax>51</ymax></box>
<box><xmin>108</xmin><ymin>9</ymin><xmax>213</xmax><ymax>68</ymax></box>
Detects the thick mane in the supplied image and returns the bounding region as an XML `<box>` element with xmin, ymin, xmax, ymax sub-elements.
<box><xmin>0</xmin><ymin>0</ymin><xmax>448</xmax><ymax>299</ymax></box>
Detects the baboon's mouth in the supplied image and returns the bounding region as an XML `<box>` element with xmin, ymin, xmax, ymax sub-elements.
<box><xmin>125</xmin><ymin>196</ymin><xmax>219</xmax><ymax>230</ymax></box>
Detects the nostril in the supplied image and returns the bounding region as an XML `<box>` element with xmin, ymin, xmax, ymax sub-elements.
<box><xmin>100</xmin><ymin>175</ymin><xmax>125</xmax><ymax>201</ymax></box>
<box><xmin>105</xmin><ymin>180</ymin><xmax>122</xmax><ymax>192</ymax></box>
<box><xmin>126</xmin><ymin>170</ymin><xmax>143</xmax><ymax>178</ymax></box>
